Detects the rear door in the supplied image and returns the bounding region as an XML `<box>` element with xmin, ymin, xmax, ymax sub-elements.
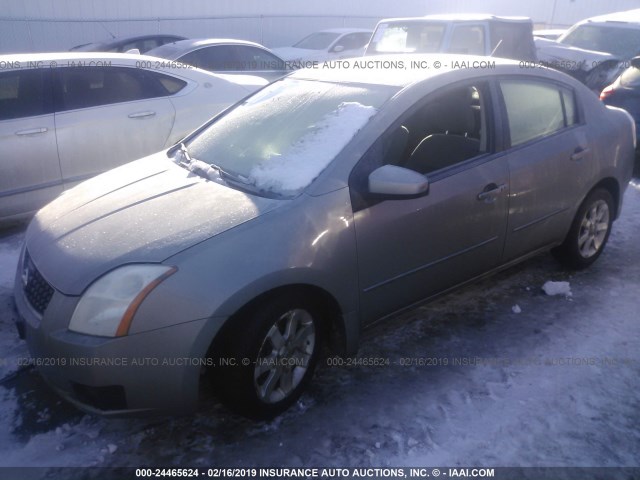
<box><xmin>53</xmin><ymin>66</ymin><xmax>176</xmax><ymax>188</ymax></box>
<box><xmin>0</xmin><ymin>68</ymin><xmax>61</xmax><ymax>219</ymax></box>
<box><xmin>497</xmin><ymin>78</ymin><xmax>591</xmax><ymax>262</ymax></box>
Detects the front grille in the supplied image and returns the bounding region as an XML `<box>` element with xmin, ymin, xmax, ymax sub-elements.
<box><xmin>23</xmin><ymin>251</ymin><xmax>55</xmax><ymax>315</ymax></box>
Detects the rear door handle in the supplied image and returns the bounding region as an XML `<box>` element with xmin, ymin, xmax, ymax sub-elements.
<box><xmin>570</xmin><ymin>147</ymin><xmax>590</xmax><ymax>161</ymax></box>
<box><xmin>16</xmin><ymin>127</ymin><xmax>48</xmax><ymax>136</ymax></box>
<box><xmin>477</xmin><ymin>183</ymin><xmax>506</xmax><ymax>203</ymax></box>
<box><xmin>128</xmin><ymin>111</ymin><xmax>156</xmax><ymax>119</ymax></box>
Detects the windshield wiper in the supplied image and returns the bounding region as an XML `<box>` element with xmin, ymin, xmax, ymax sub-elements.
<box><xmin>173</xmin><ymin>142</ymin><xmax>193</xmax><ymax>168</ymax></box>
<box><xmin>172</xmin><ymin>143</ymin><xmax>260</xmax><ymax>192</ymax></box>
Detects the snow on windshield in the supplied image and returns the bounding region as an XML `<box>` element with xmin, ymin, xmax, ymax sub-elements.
<box><xmin>249</xmin><ymin>102</ymin><xmax>377</xmax><ymax>194</ymax></box>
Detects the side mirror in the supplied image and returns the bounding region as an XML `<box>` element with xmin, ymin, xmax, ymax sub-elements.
<box><xmin>631</xmin><ymin>56</ymin><xmax>640</xmax><ymax>69</ymax></box>
<box><xmin>368</xmin><ymin>165</ymin><xmax>429</xmax><ymax>197</ymax></box>
<box><xmin>332</xmin><ymin>45</ymin><xmax>345</xmax><ymax>53</ymax></box>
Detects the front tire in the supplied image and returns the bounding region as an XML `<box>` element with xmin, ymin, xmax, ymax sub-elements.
<box><xmin>552</xmin><ymin>188</ymin><xmax>614</xmax><ymax>269</ymax></box>
<box><xmin>213</xmin><ymin>294</ymin><xmax>324</xmax><ymax>419</ymax></box>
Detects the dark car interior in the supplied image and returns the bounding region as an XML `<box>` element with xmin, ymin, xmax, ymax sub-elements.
<box><xmin>389</xmin><ymin>84</ymin><xmax>487</xmax><ymax>175</ymax></box>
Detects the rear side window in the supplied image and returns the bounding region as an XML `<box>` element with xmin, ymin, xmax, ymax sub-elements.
<box><xmin>179</xmin><ymin>46</ymin><xmax>234</xmax><ymax>70</ymax></box>
<box><xmin>155</xmin><ymin>74</ymin><xmax>187</xmax><ymax>94</ymax></box>
<box><xmin>56</xmin><ymin>67</ymin><xmax>177</xmax><ymax>111</ymax></box>
<box><xmin>0</xmin><ymin>69</ymin><xmax>50</xmax><ymax>121</ymax></box>
<box><xmin>500</xmin><ymin>80</ymin><xmax>577</xmax><ymax>146</ymax></box>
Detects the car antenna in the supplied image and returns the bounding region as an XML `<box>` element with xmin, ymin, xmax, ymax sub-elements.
<box><xmin>490</xmin><ymin>39</ymin><xmax>503</xmax><ymax>57</ymax></box>
<box><xmin>99</xmin><ymin>22</ymin><xmax>116</xmax><ymax>39</ymax></box>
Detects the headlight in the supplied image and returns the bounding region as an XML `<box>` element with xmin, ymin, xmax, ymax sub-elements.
<box><xmin>69</xmin><ymin>265</ymin><xmax>177</xmax><ymax>337</ymax></box>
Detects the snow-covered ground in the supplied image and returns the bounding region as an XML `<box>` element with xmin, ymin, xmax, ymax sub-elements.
<box><xmin>1</xmin><ymin>182</ymin><xmax>639</xmax><ymax>474</ymax></box>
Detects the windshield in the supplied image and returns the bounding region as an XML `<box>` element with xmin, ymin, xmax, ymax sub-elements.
<box><xmin>560</xmin><ymin>24</ymin><xmax>640</xmax><ymax>59</ymax></box>
<box><xmin>294</xmin><ymin>32</ymin><xmax>341</xmax><ymax>50</ymax></box>
<box><xmin>369</xmin><ymin>22</ymin><xmax>446</xmax><ymax>53</ymax></box>
<box><xmin>185</xmin><ymin>78</ymin><xmax>394</xmax><ymax>198</ymax></box>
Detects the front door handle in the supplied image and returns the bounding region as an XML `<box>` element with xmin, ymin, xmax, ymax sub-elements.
<box><xmin>477</xmin><ymin>183</ymin><xmax>506</xmax><ymax>203</ymax></box>
<box><xmin>16</xmin><ymin>127</ymin><xmax>48</xmax><ymax>136</ymax></box>
<box><xmin>128</xmin><ymin>111</ymin><xmax>156</xmax><ymax>119</ymax></box>
<box><xmin>570</xmin><ymin>147</ymin><xmax>590</xmax><ymax>161</ymax></box>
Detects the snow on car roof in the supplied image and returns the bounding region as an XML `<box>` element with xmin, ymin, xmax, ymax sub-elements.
<box><xmin>289</xmin><ymin>54</ymin><xmax>519</xmax><ymax>87</ymax></box>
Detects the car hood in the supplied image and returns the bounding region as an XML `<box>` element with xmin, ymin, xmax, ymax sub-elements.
<box><xmin>535</xmin><ymin>37</ymin><xmax>619</xmax><ymax>71</ymax></box>
<box><xmin>25</xmin><ymin>153</ymin><xmax>283</xmax><ymax>295</ymax></box>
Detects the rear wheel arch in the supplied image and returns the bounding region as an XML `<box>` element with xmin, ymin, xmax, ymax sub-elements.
<box><xmin>592</xmin><ymin>177</ymin><xmax>620</xmax><ymax>219</ymax></box>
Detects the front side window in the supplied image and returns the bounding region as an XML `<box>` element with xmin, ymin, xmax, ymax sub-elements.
<box><xmin>0</xmin><ymin>69</ymin><xmax>49</xmax><ymax>121</ymax></box>
<box><xmin>186</xmin><ymin>78</ymin><xmax>395</xmax><ymax>197</ymax></box>
<box><xmin>500</xmin><ymin>80</ymin><xmax>577</xmax><ymax>147</ymax></box>
<box><xmin>333</xmin><ymin>33</ymin><xmax>372</xmax><ymax>51</ymax></box>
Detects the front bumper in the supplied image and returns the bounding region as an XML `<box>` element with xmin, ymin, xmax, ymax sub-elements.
<box><xmin>14</xmin><ymin>268</ymin><xmax>224</xmax><ymax>416</ymax></box>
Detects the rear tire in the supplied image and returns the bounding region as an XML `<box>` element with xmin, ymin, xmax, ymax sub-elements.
<box><xmin>212</xmin><ymin>293</ymin><xmax>324</xmax><ymax>419</ymax></box>
<box><xmin>552</xmin><ymin>188</ymin><xmax>614</xmax><ymax>269</ymax></box>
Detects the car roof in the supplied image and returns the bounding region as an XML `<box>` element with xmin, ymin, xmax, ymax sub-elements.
<box><xmin>145</xmin><ymin>38</ymin><xmax>279</xmax><ymax>60</ymax></box>
<box><xmin>313</xmin><ymin>28</ymin><xmax>373</xmax><ymax>34</ymax></box>
<box><xmin>159</xmin><ymin>38</ymin><xmax>266</xmax><ymax>50</ymax></box>
<box><xmin>0</xmin><ymin>52</ymin><xmax>160</xmax><ymax>64</ymax></box>
<box><xmin>378</xmin><ymin>14</ymin><xmax>532</xmax><ymax>24</ymax></box>
<box><xmin>579</xmin><ymin>9</ymin><xmax>640</xmax><ymax>26</ymax></box>
<box><xmin>71</xmin><ymin>34</ymin><xmax>184</xmax><ymax>50</ymax></box>
<box><xmin>289</xmin><ymin>53</ymin><xmax>525</xmax><ymax>87</ymax></box>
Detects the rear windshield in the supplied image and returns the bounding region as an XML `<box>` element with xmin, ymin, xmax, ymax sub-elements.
<box><xmin>369</xmin><ymin>22</ymin><xmax>446</xmax><ymax>54</ymax></box>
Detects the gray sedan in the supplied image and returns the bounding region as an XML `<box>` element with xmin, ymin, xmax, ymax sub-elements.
<box><xmin>14</xmin><ymin>55</ymin><xmax>635</xmax><ymax>419</ymax></box>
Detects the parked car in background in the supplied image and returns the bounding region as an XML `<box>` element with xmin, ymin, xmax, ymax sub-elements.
<box><xmin>536</xmin><ymin>9</ymin><xmax>640</xmax><ymax>91</ymax></box>
<box><xmin>0</xmin><ymin>52</ymin><xmax>266</xmax><ymax>222</ymax></box>
<box><xmin>14</xmin><ymin>55</ymin><xmax>635</xmax><ymax>419</ymax></box>
<box><xmin>70</xmin><ymin>34</ymin><xmax>186</xmax><ymax>54</ymax></box>
<box><xmin>272</xmin><ymin>28</ymin><xmax>373</xmax><ymax>63</ymax></box>
<box><xmin>147</xmin><ymin>39</ymin><xmax>289</xmax><ymax>81</ymax></box>
<box><xmin>364</xmin><ymin>14</ymin><xmax>537</xmax><ymax>61</ymax></box>
<box><xmin>601</xmin><ymin>56</ymin><xmax>640</xmax><ymax>142</ymax></box>
<box><xmin>533</xmin><ymin>28</ymin><xmax>567</xmax><ymax>40</ymax></box>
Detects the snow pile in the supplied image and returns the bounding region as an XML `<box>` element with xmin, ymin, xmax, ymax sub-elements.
<box><xmin>249</xmin><ymin>102</ymin><xmax>377</xmax><ymax>195</ymax></box>
<box><xmin>542</xmin><ymin>280</ymin><xmax>572</xmax><ymax>297</ymax></box>
<box><xmin>0</xmin><ymin>241</ymin><xmax>21</xmax><ymax>288</ymax></box>
<box><xmin>511</xmin><ymin>304</ymin><xmax>522</xmax><ymax>314</ymax></box>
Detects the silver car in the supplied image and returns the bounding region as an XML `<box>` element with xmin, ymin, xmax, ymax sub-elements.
<box><xmin>0</xmin><ymin>52</ymin><xmax>265</xmax><ymax>223</ymax></box>
<box><xmin>14</xmin><ymin>55</ymin><xmax>635</xmax><ymax>419</ymax></box>
<box><xmin>146</xmin><ymin>39</ymin><xmax>289</xmax><ymax>82</ymax></box>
